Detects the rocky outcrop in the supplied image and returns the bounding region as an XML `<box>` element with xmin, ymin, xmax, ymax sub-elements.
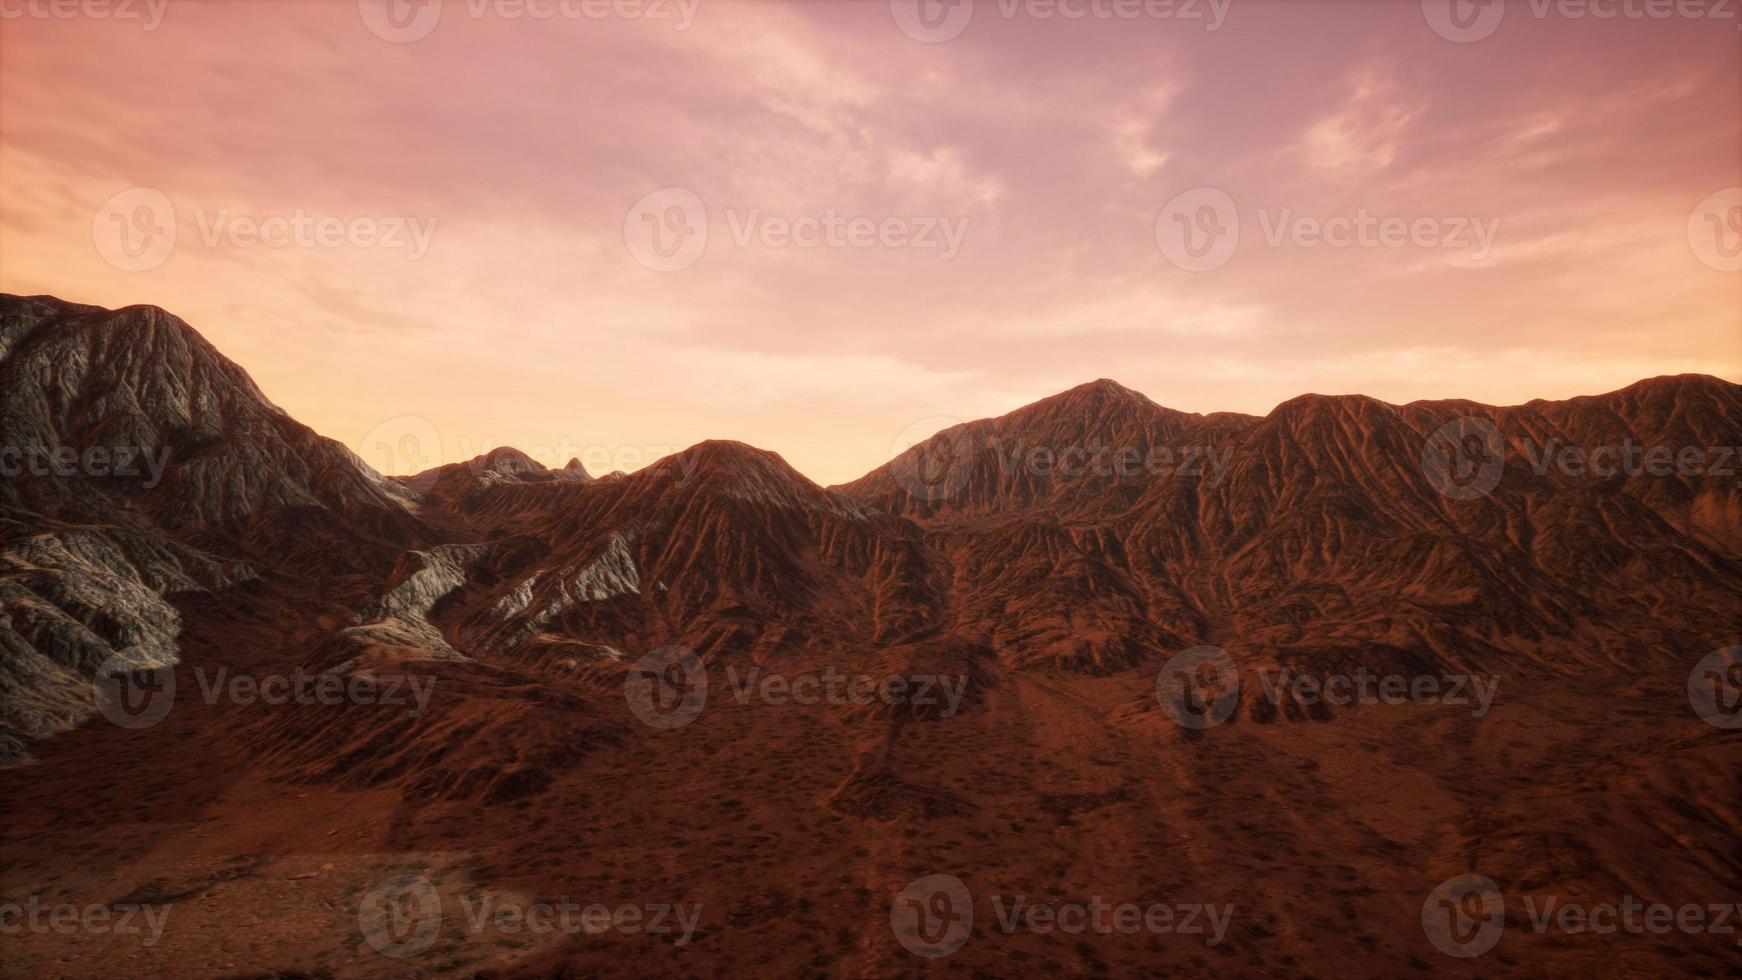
<box><xmin>0</xmin><ymin>294</ymin><xmax>425</xmax><ymax>758</ymax></box>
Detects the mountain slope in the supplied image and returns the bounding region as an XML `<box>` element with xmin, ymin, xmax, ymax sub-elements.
<box><xmin>0</xmin><ymin>294</ymin><xmax>431</xmax><ymax>758</ymax></box>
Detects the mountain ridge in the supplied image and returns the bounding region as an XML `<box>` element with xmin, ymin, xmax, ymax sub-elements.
<box><xmin>1</xmin><ymin>291</ymin><xmax>1738</xmax><ymax>760</ymax></box>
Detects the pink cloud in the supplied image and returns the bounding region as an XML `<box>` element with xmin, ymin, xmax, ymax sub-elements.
<box><xmin>1</xmin><ymin>0</ymin><xmax>1736</xmax><ymax>484</ymax></box>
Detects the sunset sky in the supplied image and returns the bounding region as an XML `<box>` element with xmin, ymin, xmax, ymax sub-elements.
<box><xmin>2</xmin><ymin>0</ymin><xmax>1738</xmax><ymax>484</ymax></box>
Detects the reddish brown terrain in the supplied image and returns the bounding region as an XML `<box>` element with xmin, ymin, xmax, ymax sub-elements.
<box><xmin>2</xmin><ymin>294</ymin><xmax>1739</xmax><ymax>978</ymax></box>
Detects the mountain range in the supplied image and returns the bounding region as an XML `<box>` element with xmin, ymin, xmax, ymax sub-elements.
<box><xmin>2</xmin><ymin>293</ymin><xmax>1738</xmax><ymax>977</ymax></box>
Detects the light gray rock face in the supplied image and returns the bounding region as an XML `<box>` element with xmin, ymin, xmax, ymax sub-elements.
<box><xmin>330</xmin><ymin>544</ymin><xmax>488</xmax><ymax>664</ymax></box>
<box><xmin>462</xmin><ymin>533</ymin><xmax>641</xmax><ymax>660</ymax></box>
<box><xmin>0</xmin><ymin>520</ymin><xmax>250</xmax><ymax>761</ymax></box>
<box><xmin>549</xmin><ymin>533</ymin><xmax>643</xmax><ymax>607</ymax></box>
